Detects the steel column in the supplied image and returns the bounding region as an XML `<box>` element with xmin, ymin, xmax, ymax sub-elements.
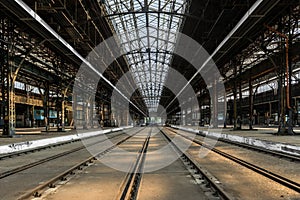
<box><xmin>0</xmin><ymin>17</ymin><xmax>16</xmax><ymax>136</ymax></box>
<box><xmin>249</xmin><ymin>78</ymin><xmax>253</xmax><ymax>130</ymax></box>
<box><xmin>43</xmin><ymin>82</ymin><xmax>50</xmax><ymax>131</ymax></box>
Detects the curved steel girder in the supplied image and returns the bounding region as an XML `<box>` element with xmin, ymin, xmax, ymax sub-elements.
<box><xmin>13</xmin><ymin>39</ymin><xmax>47</xmax><ymax>83</ymax></box>
<box><xmin>103</xmin><ymin>10</ymin><xmax>214</xmax><ymax>22</ymax></box>
<box><xmin>128</xmin><ymin>58</ymin><xmax>169</xmax><ymax>68</ymax></box>
<box><xmin>119</xmin><ymin>34</ymin><xmax>176</xmax><ymax>47</ymax></box>
<box><xmin>125</xmin><ymin>49</ymin><xmax>173</xmax><ymax>65</ymax></box>
<box><xmin>126</xmin><ymin>49</ymin><xmax>173</xmax><ymax>55</ymax></box>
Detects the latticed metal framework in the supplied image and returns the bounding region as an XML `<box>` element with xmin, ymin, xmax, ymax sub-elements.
<box><xmin>0</xmin><ymin>0</ymin><xmax>299</xmax><ymax>133</ymax></box>
<box><xmin>103</xmin><ymin>0</ymin><xmax>190</xmax><ymax>112</ymax></box>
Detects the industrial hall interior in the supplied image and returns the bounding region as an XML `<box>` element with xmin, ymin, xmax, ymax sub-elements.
<box><xmin>0</xmin><ymin>0</ymin><xmax>299</xmax><ymax>200</ymax></box>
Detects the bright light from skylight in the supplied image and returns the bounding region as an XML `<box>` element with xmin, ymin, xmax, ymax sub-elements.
<box><xmin>104</xmin><ymin>0</ymin><xmax>188</xmax><ymax>112</ymax></box>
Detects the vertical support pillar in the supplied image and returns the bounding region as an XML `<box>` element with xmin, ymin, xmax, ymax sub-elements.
<box><xmin>199</xmin><ymin>96</ymin><xmax>203</xmax><ymax>126</ymax></box>
<box><xmin>249</xmin><ymin>78</ymin><xmax>253</xmax><ymax>130</ymax></box>
<box><xmin>32</xmin><ymin>105</ymin><xmax>35</xmax><ymax>128</ymax></box>
<box><xmin>118</xmin><ymin>104</ymin><xmax>122</xmax><ymax>127</ymax></box>
<box><xmin>8</xmin><ymin>77</ymin><xmax>15</xmax><ymax>136</ymax></box>
<box><xmin>0</xmin><ymin>18</ymin><xmax>16</xmax><ymax>136</ymax></box>
<box><xmin>224</xmin><ymin>91</ymin><xmax>227</xmax><ymax>128</ymax></box>
<box><xmin>265</xmin><ymin>23</ymin><xmax>293</xmax><ymax>134</ymax></box>
<box><xmin>61</xmin><ymin>88</ymin><xmax>69</xmax><ymax>131</ymax></box>
<box><xmin>211</xmin><ymin>79</ymin><xmax>218</xmax><ymax>128</ymax></box>
<box><xmin>55</xmin><ymin>89</ymin><xmax>60</xmax><ymax>131</ymax></box>
<box><xmin>287</xmin><ymin>33</ymin><xmax>293</xmax><ymax>135</ymax></box>
<box><xmin>233</xmin><ymin>89</ymin><xmax>237</xmax><ymax>129</ymax></box>
<box><xmin>43</xmin><ymin>82</ymin><xmax>50</xmax><ymax>131</ymax></box>
<box><xmin>238</xmin><ymin>66</ymin><xmax>243</xmax><ymax>129</ymax></box>
<box><xmin>100</xmin><ymin>103</ymin><xmax>104</xmax><ymax>128</ymax></box>
<box><xmin>111</xmin><ymin>97</ymin><xmax>114</xmax><ymax>127</ymax></box>
<box><xmin>269</xmin><ymin>102</ymin><xmax>272</xmax><ymax>123</ymax></box>
<box><xmin>108</xmin><ymin>103</ymin><xmax>112</xmax><ymax>126</ymax></box>
<box><xmin>0</xmin><ymin>38</ymin><xmax>5</xmax><ymax>132</ymax></box>
<box><xmin>116</xmin><ymin>106</ymin><xmax>120</xmax><ymax>127</ymax></box>
<box><xmin>89</xmin><ymin>97</ymin><xmax>94</xmax><ymax>128</ymax></box>
<box><xmin>82</xmin><ymin>99</ymin><xmax>87</xmax><ymax>129</ymax></box>
<box><xmin>61</xmin><ymin>94</ymin><xmax>65</xmax><ymax>131</ymax></box>
<box><xmin>233</xmin><ymin>65</ymin><xmax>238</xmax><ymax>130</ymax></box>
<box><xmin>278</xmin><ymin>63</ymin><xmax>287</xmax><ymax>134</ymax></box>
<box><xmin>73</xmin><ymin>92</ymin><xmax>77</xmax><ymax>129</ymax></box>
<box><xmin>277</xmin><ymin>75</ymin><xmax>282</xmax><ymax>134</ymax></box>
<box><xmin>97</xmin><ymin>102</ymin><xmax>102</xmax><ymax>128</ymax></box>
<box><xmin>182</xmin><ymin>110</ymin><xmax>185</xmax><ymax>126</ymax></box>
<box><xmin>56</xmin><ymin>107</ymin><xmax>60</xmax><ymax>130</ymax></box>
<box><xmin>86</xmin><ymin>99</ymin><xmax>89</xmax><ymax>128</ymax></box>
<box><xmin>294</xmin><ymin>98</ymin><xmax>298</xmax><ymax>126</ymax></box>
<box><xmin>126</xmin><ymin>108</ymin><xmax>129</xmax><ymax>126</ymax></box>
<box><xmin>26</xmin><ymin>103</ymin><xmax>30</xmax><ymax>127</ymax></box>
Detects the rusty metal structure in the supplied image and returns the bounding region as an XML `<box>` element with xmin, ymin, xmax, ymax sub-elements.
<box><xmin>0</xmin><ymin>0</ymin><xmax>299</xmax><ymax>136</ymax></box>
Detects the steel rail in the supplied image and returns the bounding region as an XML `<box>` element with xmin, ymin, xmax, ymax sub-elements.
<box><xmin>166</xmin><ymin>127</ymin><xmax>300</xmax><ymax>162</ymax></box>
<box><xmin>0</xmin><ymin>128</ymin><xmax>141</xmax><ymax>179</ymax></box>
<box><xmin>17</xmin><ymin>128</ymin><xmax>145</xmax><ymax>200</ymax></box>
<box><xmin>0</xmin><ymin>130</ymin><xmax>117</xmax><ymax>161</ymax></box>
<box><xmin>165</xmin><ymin>128</ymin><xmax>300</xmax><ymax>193</ymax></box>
<box><xmin>117</xmin><ymin>130</ymin><xmax>151</xmax><ymax>200</ymax></box>
<box><xmin>160</xmin><ymin>129</ymin><xmax>233</xmax><ymax>200</ymax></box>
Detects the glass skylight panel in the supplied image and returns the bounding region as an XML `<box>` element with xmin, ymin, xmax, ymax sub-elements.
<box><xmin>104</xmin><ymin>0</ymin><xmax>187</xmax><ymax>113</ymax></box>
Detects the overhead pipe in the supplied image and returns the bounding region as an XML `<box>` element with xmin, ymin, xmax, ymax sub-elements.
<box><xmin>264</xmin><ymin>24</ymin><xmax>291</xmax><ymax>109</ymax></box>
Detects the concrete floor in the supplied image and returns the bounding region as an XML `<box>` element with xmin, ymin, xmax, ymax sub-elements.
<box><xmin>41</xmin><ymin>128</ymin><xmax>210</xmax><ymax>200</ymax></box>
<box><xmin>192</xmin><ymin>125</ymin><xmax>300</xmax><ymax>146</ymax></box>
<box><xmin>0</xmin><ymin>127</ymin><xmax>299</xmax><ymax>200</ymax></box>
<box><xmin>166</xmin><ymin>128</ymin><xmax>300</xmax><ymax>200</ymax></box>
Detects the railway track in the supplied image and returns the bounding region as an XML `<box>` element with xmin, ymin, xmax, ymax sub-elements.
<box><xmin>0</xmin><ymin>128</ymin><xmax>127</xmax><ymax>161</ymax></box>
<box><xmin>164</xmin><ymin>127</ymin><xmax>300</xmax><ymax>193</ymax></box>
<box><xmin>167</xmin><ymin>127</ymin><xmax>300</xmax><ymax>162</ymax></box>
<box><xmin>36</xmin><ymin>126</ymin><xmax>232</xmax><ymax>200</ymax></box>
<box><xmin>114</xmin><ymin>127</ymin><xmax>232</xmax><ymax>200</ymax></box>
<box><xmin>0</xmin><ymin>129</ymin><xmax>140</xmax><ymax>179</ymax></box>
<box><xmin>10</xmin><ymin>126</ymin><xmax>298</xmax><ymax>199</ymax></box>
<box><xmin>116</xmin><ymin>129</ymin><xmax>151</xmax><ymax>200</ymax></box>
<box><xmin>16</xmin><ymin>127</ymin><xmax>152</xmax><ymax>200</ymax></box>
<box><xmin>160</xmin><ymin>128</ymin><xmax>233</xmax><ymax>200</ymax></box>
<box><xmin>0</xmin><ymin>139</ymin><xmax>75</xmax><ymax>160</ymax></box>
<box><xmin>0</xmin><ymin>128</ymin><xmax>144</xmax><ymax>200</ymax></box>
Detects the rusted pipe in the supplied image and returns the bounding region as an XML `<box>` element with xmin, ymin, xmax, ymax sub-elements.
<box><xmin>264</xmin><ymin>24</ymin><xmax>291</xmax><ymax>109</ymax></box>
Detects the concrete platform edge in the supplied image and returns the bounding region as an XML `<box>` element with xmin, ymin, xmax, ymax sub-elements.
<box><xmin>0</xmin><ymin>126</ymin><xmax>133</xmax><ymax>154</ymax></box>
<box><xmin>171</xmin><ymin>125</ymin><xmax>300</xmax><ymax>156</ymax></box>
